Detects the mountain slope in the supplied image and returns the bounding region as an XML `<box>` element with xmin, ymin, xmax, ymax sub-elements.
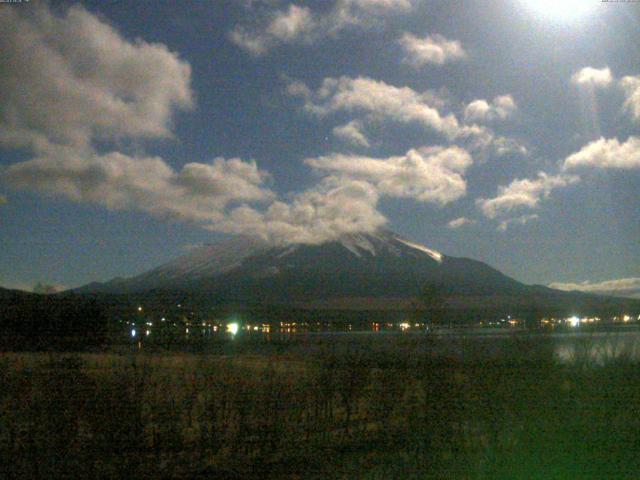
<box><xmin>74</xmin><ymin>230</ymin><xmax>640</xmax><ymax>316</ymax></box>
<box><xmin>76</xmin><ymin>230</ymin><xmax>528</xmax><ymax>300</ymax></box>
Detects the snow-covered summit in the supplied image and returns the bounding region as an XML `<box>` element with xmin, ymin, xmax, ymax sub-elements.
<box><xmin>77</xmin><ymin>229</ymin><xmax>449</xmax><ymax>294</ymax></box>
<box><xmin>335</xmin><ymin>230</ymin><xmax>443</xmax><ymax>263</ymax></box>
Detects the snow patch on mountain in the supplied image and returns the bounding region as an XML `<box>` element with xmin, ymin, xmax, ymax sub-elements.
<box><xmin>394</xmin><ymin>237</ymin><xmax>443</xmax><ymax>263</ymax></box>
<box><xmin>339</xmin><ymin>234</ymin><xmax>377</xmax><ymax>257</ymax></box>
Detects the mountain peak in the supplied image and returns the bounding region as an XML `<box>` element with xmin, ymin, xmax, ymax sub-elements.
<box><xmin>332</xmin><ymin>230</ymin><xmax>443</xmax><ymax>263</ymax></box>
<box><xmin>76</xmin><ymin>229</ymin><xmax>502</xmax><ymax>299</ymax></box>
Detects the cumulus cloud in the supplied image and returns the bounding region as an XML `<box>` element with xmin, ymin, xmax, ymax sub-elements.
<box><xmin>266</xmin><ymin>4</ymin><xmax>315</xmax><ymax>40</ymax></box>
<box><xmin>0</xmin><ymin>2</ymin><xmax>477</xmax><ymax>246</ymax></box>
<box><xmin>0</xmin><ymin>4</ymin><xmax>192</xmax><ymax>152</ymax></box>
<box><xmin>305</xmin><ymin>146</ymin><xmax>473</xmax><ymax>205</ymax></box>
<box><xmin>563</xmin><ymin>136</ymin><xmax>640</xmax><ymax>170</ymax></box>
<box><xmin>549</xmin><ymin>278</ymin><xmax>640</xmax><ymax>299</ymax></box>
<box><xmin>620</xmin><ymin>75</ymin><xmax>640</xmax><ymax>123</ymax></box>
<box><xmin>0</xmin><ymin>3</ymin><xmax>387</xmax><ymax>246</ymax></box>
<box><xmin>332</xmin><ymin>120</ymin><xmax>370</xmax><ymax>147</ymax></box>
<box><xmin>289</xmin><ymin>76</ymin><xmax>464</xmax><ymax>139</ymax></box>
<box><xmin>398</xmin><ymin>33</ymin><xmax>466</xmax><ymax>67</ymax></box>
<box><xmin>447</xmin><ymin>217</ymin><xmax>475</xmax><ymax>229</ymax></box>
<box><xmin>490</xmin><ymin>136</ymin><xmax>528</xmax><ymax>157</ymax></box>
<box><xmin>464</xmin><ymin>95</ymin><xmax>517</xmax><ymax>123</ymax></box>
<box><xmin>477</xmin><ymin>172</ymin><xmax>579</xmax><ymax>220</ymax></box>
<box><xmin>1</xmin><ymin>144</ymin><xmax>393</xmax><ymax>245</ymax></box>
<box><xmin>570</xmin><ymin>67</ymin><xmax>613</xmax><ymax>88</ymax></box>
<box><xmin>230</xmin><ymin>5</ymin><xmax>316</xmax><ymax>55</ymax></box>
<box><xmin>461</xmin><ymin>126</ymin><xmax>528</xmax><ymax>160</ymax></box>
<box><xmin>0</xmin><ymin>4</ymin><xmax>278</xmax><ymax>233</ymax></box>
<box><xmin>2</xmin><ymin>150</ymin><xmax>275</xmax><ymax>224</ymax></box>
<box><xmin>216</xmin><ymin>177</ymin><xmax>387</xmax><ymax>244</ymax></box>
<box><xmin>230</xmin><ymin>0</ymin><xmax>412</xmax><ymax>55</ymax></box>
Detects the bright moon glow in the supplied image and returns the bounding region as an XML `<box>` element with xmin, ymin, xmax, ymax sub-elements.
<box><xmin>522</xmin><ymin>0</ymin><xmax>594</xmax><ymax>22</ymax></box>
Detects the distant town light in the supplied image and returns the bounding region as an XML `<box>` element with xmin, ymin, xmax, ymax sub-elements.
<box><xmin>568</xmin><ymin>316</ymin><xmax>580</xmax><ymax>327</ymax></box>
<box><xmin>145</xmin><ymin>329</ymin><xmax>150</xmax><ymax>336</ymax></box>
<box><xmin>227</xmin><ymin>322</ymin><xmax>239</xmax><ymax>335</ymax></box>
<box><xmin>137</xmin><ymin>306</ymin><xmax>142</xmax><ymax>312</ymax></box>
<box><xmin>131</xmin><ymin>329</ymin><xmax>136</xmax><ymax>338</ymax></box>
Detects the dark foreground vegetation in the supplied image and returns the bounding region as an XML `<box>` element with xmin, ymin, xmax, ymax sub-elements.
<box><xmin>2</xmin><ymin>334</ymin><xmax>640</xmax><ymax>479</ymax></box>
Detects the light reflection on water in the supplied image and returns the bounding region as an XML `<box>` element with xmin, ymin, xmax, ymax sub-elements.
<box><xmin>553</xmin><ymin>331</ymin><xmax>640</xmax><ymax>364</ymax></box>
<box><xmin>131</xmin><ymin>325</ymin><xmax>640</xmax><ymax>364</ymax></box>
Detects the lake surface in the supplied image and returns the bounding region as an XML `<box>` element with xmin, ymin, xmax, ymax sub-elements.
<box><xmin>130</xmin><ymin>324</ymin><xmax>640</xmax><ymax>364</ymax></box>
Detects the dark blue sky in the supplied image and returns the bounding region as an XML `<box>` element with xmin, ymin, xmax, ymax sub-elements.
<box><xmin>0</xmin><ymin>0</ymin><xmax>638</xmax><ymax>294</ymax></box>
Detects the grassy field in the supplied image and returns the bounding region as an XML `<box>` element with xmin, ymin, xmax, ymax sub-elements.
<box><xmin>2</xmin><ymin>333</ymin><xmax>640</xmax><ymax>479</ymax></box>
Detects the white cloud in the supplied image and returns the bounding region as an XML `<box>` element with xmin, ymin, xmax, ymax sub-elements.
<box><xmin>305</xmin><ymin>145</ymin><xmax>472</xmax><ymax>205</ymax></box>
<box><xmin>1</xmin><ymin>145</ymin><xmax>395</xmax><ymax>245</ymax></box>
<box><xmin>464</xmin><ymin>95</ymin><xmax>517</xmax><ymax>123</ymax></box>
<box><xmin>230</xmin><ymin>4</ymin><xmax>316</xmax><ymax>55</ymax></box>
<box><xmin>217</xmin><ymin>177</ymin><xmax>387</xmax><ymax>244</ymax></box>
<box><xmin>549</xmin><ymin>278</ymin><xmax>640</xmax><ymax>299</ymax></box>
<box><xmin>398</xmin><ymin>33</ymin><xmax>466</xmax><ymax>67</ymax></box>
<box><xmin>570</xmin><ymin>67</ymin><xmax>613</xmax><ymax>88</ymax></box>
<box><xmin>497</xmin><ymin>214</ymin><xmax>539</xmax><ymax>232</ymax></box>
<box><xmin>332</xmin><ymin>120</ymin><xmax>370</xmax><ymax>147</ymax></box>
<box><xmin>230</xmin><ymin>0</ymin><xmax>413</xmax><ymax>55</ymax></box>
<box><xmin>563</xmin><ymin>136</ymin><xmax>640</xmax><ymax>170</ymax></box>
<box><xmin>2</xmin><ymin>150</ymin><xmax>275</xmax><ymax>225</ymax></box>
<box><xmin>477</xmin><ymin>172</ymin><xmax>579</xmax><ymax>219</ymax></box>
<box><xmin>491</xmin><ymin>136</ymin><xmax>528</xmax><ymax>157</ymax></box>
<box><xmin>266</xmin><ymin>4</ymin><xmax>315</xmax><ymax>40</ymax></box>
<box><xmin>461</xmin><ymin>126</ymin><xmax>528</xmax><ymax>159</ymax></box>
<box><xmin>447</xmin><ymin>217</ymin><xmax>475</xmax><ymax>229</ymax></box>
<box><xmin>289</xmin><ymin>76</ymin><xmax>463</xmax><ymax>139</ymax></box>
<box><xmin>228</xmin><ymin>28</ymin><xmax>272</xmax><ymax>56</ymax></box>
<box><xmin>620</xmin><ymin>75</ymin><xmax>640</xmax><ymax>124</ymax></box>
<box><xmin>0</xmin><ymin>4</ymin><xmax>192</xmax><ymax>152</ymax></box>
<box><xmin>0</xmin><ymin>3</ymin><xmax>398</xmax><ymax>247</ymax></box>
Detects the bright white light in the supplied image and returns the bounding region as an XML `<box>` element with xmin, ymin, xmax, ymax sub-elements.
<box><xmin>137</xmin><ymin>306</ymin><xmax>142</xmax><ymax>312</ymax></box>
<box><xmin>131</xmin><ymin>329</ymin><xmax>136</xmax><ymax>338</ymax></box>
<box><xmin>145</xmin><ymin>329</ymin><xmax>150</xmax><ymax>336</ymax></box>
<box><xmin>522</xmin><ymin>0</ymin><xmax>595</xmax><ymax>22</ymax></box>
<box><xmin>568</xmin><ymin>316</ymin><xmax>580</xmax><ymax>327</ymax></box>
<box><xmin>227</xmin><ymin>322</ymin><xmax>239</xmax><ymax>335</ymax></box>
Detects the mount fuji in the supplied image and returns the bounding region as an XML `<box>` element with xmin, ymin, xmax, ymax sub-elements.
<box><xmin>75</xmin><ymin>229</ymin><xmax>620</xmax><ymax>314</ymax></box>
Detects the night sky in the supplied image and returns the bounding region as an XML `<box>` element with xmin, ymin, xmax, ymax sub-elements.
<box><xmin>0</xmin><ymin>0</ymin><xmax>638</xmax><ymax>297</ymax></box>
